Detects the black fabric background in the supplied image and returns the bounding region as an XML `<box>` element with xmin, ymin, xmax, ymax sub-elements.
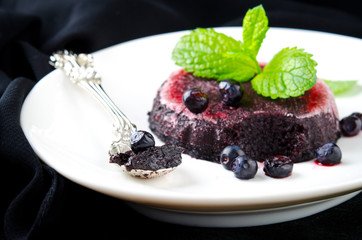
<box><xmin>1</xmin><ymin>0</ymin><xmax>361</xmax><ymax>239</ymax></box>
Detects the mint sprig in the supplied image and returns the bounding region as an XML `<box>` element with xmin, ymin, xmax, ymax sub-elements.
<box><xmin>172</xmin><ymin>5</ymin><xmax>267</xmax><ymax>82</ymax></box>
<box><xmin>252</xmin><ymin>47</ymin><xmax>317</xmax><ymax>99</ymax></box>
<box><xmin>171</xmin><ymin>4</ymin><xmax>318</xmax><ymax>99</ymax></box>
<box><xmin>171</xmin><ymin>28</ymin><xmax>259</xmax><ymax>81</ymax></box>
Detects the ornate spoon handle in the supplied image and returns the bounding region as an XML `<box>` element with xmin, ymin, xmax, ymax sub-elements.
<box><xmin>49</xmin><ymin>50</ymin><xmax>137</xmax><ymax>155</ymax></box>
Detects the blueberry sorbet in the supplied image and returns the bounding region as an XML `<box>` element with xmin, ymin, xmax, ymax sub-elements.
<box><xmin>148</xmin><ymin>69</ymin><xmax>341</xmax><ymax>163</ymax></box>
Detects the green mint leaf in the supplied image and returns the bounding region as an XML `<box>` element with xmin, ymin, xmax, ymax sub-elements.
<box><xmin>215</xmin><ymin>50</ymin><xmax>260</xmax><ymax>81</ymax></box>
<box><xmin>323</xmin><ymin>79</ymin><xmax>358</xmax><ymax>95</ymax></box>
<box><xmin>172</xmin><ymin>28</ymin><xmax>259</xmax><ymax>82</ymax></box>
<box><xmin>251</xmin><ymin>47</ymin><xmax>317</xmax><ymax>99</ymax></box>
<box><xmin>242</xmin><ymin>4</ymin><xmax>269</xmax><ymax>57</ymax></box>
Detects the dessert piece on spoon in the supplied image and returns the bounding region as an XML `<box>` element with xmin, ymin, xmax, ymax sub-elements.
<box><xmin>49</xmin><ymin>50</ymin><xmax>182</xmax><ymax>178</ymax></box>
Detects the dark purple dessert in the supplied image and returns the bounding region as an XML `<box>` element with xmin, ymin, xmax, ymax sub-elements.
<box><xmin>110</xmin><ymin>143</ymin><xmax>183</xmax><ymax>171</ymax></box>
<box><xmin>148</xmin><ymin>69</ymin><xmax>341</xmax><ymax>163</ymax></box>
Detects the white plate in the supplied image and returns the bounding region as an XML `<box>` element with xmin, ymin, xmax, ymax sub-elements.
<box><xmin>20</xmin><ymin>27</ymin><xmax>362</xmax><ymax>227</ymax></box>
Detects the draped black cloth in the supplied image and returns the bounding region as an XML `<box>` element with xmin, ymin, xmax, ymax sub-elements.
<box><xmin>1</xmin><ymin>0</ymin><xmax>361</xmax><ymax>239</ymax></box>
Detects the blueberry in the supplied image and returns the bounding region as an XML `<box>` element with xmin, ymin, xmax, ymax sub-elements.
<box><xmin>351</xmin><ymin>112</ymin><xmax>362</xmax><ymax>131</ymax></box>
<box><xmin>130</xmin><ymin>130</ymin><xmax>155</xmax><ymax>153</ymax></box>
<box><xmin>232</xmin><ymin>155</ymin><xmax>258</xmax><ymax>179</ymax></box>
<box><xmin>218</xmin><ymin>80</ymin><xmax>244</xmax><ymax>106</ymax></box>
<box><xmin>340</xmin><ymin>115</ymin><xmax>361</xmax><ymax>136</ymax></box>
<box><xmin>220</xmin><ymin>145</ymin><xmax>245</xmax><ymax>170</ymax></box>
<box><xmin>182</xmin><ymin>88</ymin><xmax>209</xmax><ymax>114</ymax></box>
<box><xmin>315</xmin><ymin>143</ymin><xmax>342</xmax><ymax>166</ymax></box>
<box><xmin>263</xmin><ymin>155</ymin><xmax>293</xmax><ymax>178</ymax></box>
<box><xmin>351</xmin><ymin>112</ymin><xmax>362</xmax><ymax>121</ymax></box>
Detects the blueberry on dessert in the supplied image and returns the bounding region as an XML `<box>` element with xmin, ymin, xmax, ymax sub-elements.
<box><xmin>231</xmin><ymin>155</ymin><xmax>258</xmax><ymax>180</ymax></box>
<box><xmin>130</xmin><ymin>130</ymin><xmax>155</xmax><ymax>153</ymax></box>
<box><xmin>220</xmin><ymin>145</ymin><xmax>245</xmax><ymax>170</ymax></box>
<box><xmin>218</xmin><ymin>80</ymin><xmax>244</xmax><ymax>106</ymax></box>
<box><xmin>263</xmin><ymin>155</ymin><xmax>294</xmax><ymax>178</ymax></box>
<box><xmin>182</xmin><ymin>88</ymin><xmax>209</xmax><ymax>114</ymax></box>
<box><xmin>315</xmin><ymin>143</ymin><xmax>342</xmax><ymax>166</ymax></box>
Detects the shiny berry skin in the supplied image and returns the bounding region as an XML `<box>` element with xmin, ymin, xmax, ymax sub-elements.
<box><xmin>263</xmin><ymin>155</ymin><xmax>293</xmax><ymax>178</ymax></box>
<box><xmin>182</xmin><ymin>88</ymin><xmax>209</xmax><ymax>114</ymax></box>
<box><xmin>351</xmin><ymin>112</ymin><xmax>362</xmax><ymax>120</ymax></box>
<box><xmin>232</xmin><ymin>155</ymin><xmax>258</xmax><ymax>180</ymax></box>
<box><xmin>315</xmin><ymin>143</ymin><xmax>342</xmax><ymax>166</ymax></box>
<box><xmin>340</xmin><ymin>115</ymin><xmax>361</xmax><ymax>136</ymax></box>
<box><xmin>220</xmin><ymin>145</ymin><xmax>245</xmax><ymax>170</ymax></box>
<box><xmin>218</xmin><ymin>80</ymin><xmax>244</xmax><ymax>106</ymax></box>
<box><xmin>130</xmin><ymin>130</ymin><xmax>155</xmax><ymax>153</ymax></box>
<box><xmin>351</xmin><ymin>112</ymin><xmax>362</xmax><ymax>131</ymax></box>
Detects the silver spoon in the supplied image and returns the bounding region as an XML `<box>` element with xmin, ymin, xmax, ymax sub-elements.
<box><xmin>49</xmin><ymin>50</ymin><xmax>180</xmax><ymax>178</ymax></box>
